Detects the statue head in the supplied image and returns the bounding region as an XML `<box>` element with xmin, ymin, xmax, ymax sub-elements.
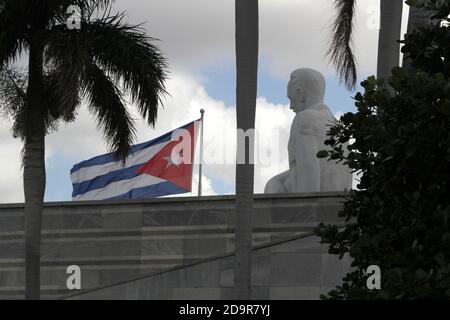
<box><xmin>287</xmin><ymin>68</ymin><xmax>326</xmax><ymax>113</ymax></box>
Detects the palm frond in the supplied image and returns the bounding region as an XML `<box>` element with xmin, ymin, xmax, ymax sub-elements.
<box><xmin>0</xmin><ymin>66</ymin><xmax>65</xmax><ymax>139</ymax></box>
<box><xmin>82</xmin><ymin>12</ymin><xmax>168</xmax><ymax>126</ymax></box>
<box><xmin>81</xmin><ymin>61</ymin><xmax>136</xmax><ymax>160</ymax></box>
<box><xmin>0</xmin><ymin>65</ymin><xmax>27</xmax><ymax>118</ymax></box>
<box><xmin>44</xmin><ymin>5</ymin><xmax>167</xmax><ymax>160</ymax></box>
<box><xmin>0</xmin><ymin>1</ymin><xmax>28</xmax><ymax>67</ymax></box>
<box><xmin>328</xmin><ymin>0</ymin><xmax>358</xmax><ymax>90</ymax></box>
<box><xmin>44</xmin><ymin>70</ymin><xmax>81</xmax><ymax>123</ymax></box>
<box><xmin>44</xmin><ymin>24</ymin><xmax>85</xmax><ymax>119</ymax></box>
<box><xmin>46</xmin><ymin>5</ymin><xmax>168</xmax><ymax>127</ymax></box>
<box><xmin>7</xmin><ymin>0</ymin><xmax>172</xmax><ymax>161</ymax></box>
<box><xmin>0</xmin><ymin>66</ymin><xmax>30</xmax><ymax>140</ymax></box>
<box><xmin>49</xmin><ymin>0</ymin><xmax>115</xmax><ymax>26</ymax></box>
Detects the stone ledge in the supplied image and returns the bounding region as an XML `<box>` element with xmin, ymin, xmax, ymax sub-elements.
<box><xmin>0</xmin><ymin>192</ymin><xmax>348</xmax><ymax>209</ymax></box>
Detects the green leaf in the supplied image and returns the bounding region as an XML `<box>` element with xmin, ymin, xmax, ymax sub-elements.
<box><xmin>317</xmin><ymin>150</ymin><xmax>329</xmax><ymax>158</ymax></box>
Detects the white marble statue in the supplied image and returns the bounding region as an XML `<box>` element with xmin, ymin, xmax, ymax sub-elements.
<box><xmin>264</xmin><ymin>68</ymin><xmax>352</xmax><ymax>194</ymax></box>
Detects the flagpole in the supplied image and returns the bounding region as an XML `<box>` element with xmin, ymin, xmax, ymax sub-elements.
<box><xmin>198</xmin><ymin>109</ymin><xmax>205</xmax><ymax>197</ymax></box>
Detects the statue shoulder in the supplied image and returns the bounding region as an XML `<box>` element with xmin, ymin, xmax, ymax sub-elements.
<box><xmin>293</xmin><ymin>108</ymin><xmax>332</xmax><ymax>136</ymax></box>
<box><xmin>292</xmin><ymin>112</ymin><xmax>317</xmax><ymax>135</ymax></box>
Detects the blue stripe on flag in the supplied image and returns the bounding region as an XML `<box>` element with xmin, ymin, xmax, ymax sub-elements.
<box><xmin>106</xmin><ymin>181</ymin><xmax>187</xmax><ymax>200</ymax></box>
<box><xmin>72</xmin><ymin>163</ymin><xmax>144</xmax><ymax>198</ymax></box>
<box><xmin>70</xmin><ymin>121</ymin><xmax>195</xmax><ymax>174</ymax></box>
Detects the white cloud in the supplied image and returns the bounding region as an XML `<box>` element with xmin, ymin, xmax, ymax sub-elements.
<box><xmin>49</xmin><ymin>72</ymin><xmax>295</xmax><ymax>196</ymax></box>
<box><xmin>0</xmin><ymin>72</ymin><xmax>298</xmax><ymax>201</ymax></box>
<box><xmin>114</xmin><ymin>0</ymin><xmax>381</xmax><ymax>78</ymax></box>
<box><xmin>259</xmin><ymin>0</ymin><xmax>382</xmax><ymax>78</ymax></box>
<box><xmin>2</xmin><ymin>0</ymin><xmax>389</xmax><ymax>202</ymax></box>
<box><xmin>254</xmin><ymin>98</ymin><xmax>292</xmax><ymax>193</ymax></box>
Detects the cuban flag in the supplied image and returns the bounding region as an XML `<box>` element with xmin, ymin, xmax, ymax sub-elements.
<box><xmin>70</xmin><ymin>119</ymin><xmax>201</xmax><ymax>201</ymax></box>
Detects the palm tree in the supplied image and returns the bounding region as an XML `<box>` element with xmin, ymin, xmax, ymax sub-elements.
<box><xmin>328</xmin><ymin>0</ymin><xmax>358</xmax><ymax>90</ymax></box>
<box><xmin>234</xmin><ymin>0</ymin><xmax>258</xmax><ymax>300</ymax></box>
<box><xmin>328</xmin><ymin>0</ymin><xmax>434</xmax><ymax>87</ymax></box>
<box><xmin>328</xmin><ymin>0</ymin><xmax>403</xmax><ymax>88</ymax></box>
<box><xmin>0</xmin><ymin>0</ymin><xmax>167</xmax><ymax>299</ymax></box>
<box><xmin>231</xmin><ymin>0</ymin><xmax>433</xmax><ymax>301</ymax></box>
<box><xmin>377</xmin><ymin>0</ymin><xmax>403</xmax><ymax>82</ymax></box>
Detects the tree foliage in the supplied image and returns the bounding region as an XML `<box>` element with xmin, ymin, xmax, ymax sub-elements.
<box><xmin>315</xmin><ymin>0</ymin><xmax>450</xmax><ymax>299</ymax></box>
<box><xmin>1</xmin><ymin>0</ymin><xmax>168</xmax><ymax>299</ymax></box>
<box><xmin>0</xmin><ymin>0</ymin><xmax>167</xmax><ymax>159</ymax></box>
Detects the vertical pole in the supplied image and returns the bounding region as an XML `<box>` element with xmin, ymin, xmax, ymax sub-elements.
<box><xmin>198</xmin><ymin>109</ymin><xmax>205</xmax><ymax>197</ymax></box>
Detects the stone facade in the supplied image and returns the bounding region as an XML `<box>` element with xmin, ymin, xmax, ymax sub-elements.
<box><xmin>67</xmin><ymin>232</ymin><xmax>352</xmax><ymax>300</ymax></box>
<box><xmin>0</xmin><ymin>192</ymin><xmax>348</xmax><ymax>299</ymax></box>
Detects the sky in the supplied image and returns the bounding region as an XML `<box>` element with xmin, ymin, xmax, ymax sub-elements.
<box><xmin>0</xmin><ymin>0</ymin><xmax>411</xmax><ymax>203</ymax></box>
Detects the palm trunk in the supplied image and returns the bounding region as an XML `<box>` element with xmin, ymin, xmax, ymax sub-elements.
<box><xmin>234</xmin><ymin>0</ymin><xmax>258</xmax><ymax>300</ymax></box>
<box><xmin>24</xmin><ymin>37</ymin><xmax>46</xmax><ymax>300</ymax></box>
<box><xmin>377</xmin><ymin>0</ymin><xmax>403</xmax><ymax>81</ymax></box>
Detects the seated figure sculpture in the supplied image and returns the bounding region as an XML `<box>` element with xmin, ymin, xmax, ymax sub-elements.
<box><xmin>264</xmin><ymin>68</ymin><xmax>352</xmax><ymax>194</ymax></box>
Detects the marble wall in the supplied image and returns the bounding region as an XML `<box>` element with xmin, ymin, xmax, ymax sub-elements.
<box><xmin>67</xmin><ymin>233</ymin><xmax>352</xmax><ymax>300</ymax></box>
<box><xmin>0</xmin><ymin>192</ymin><xmax>347</xmax><ymax>299</ymax></box>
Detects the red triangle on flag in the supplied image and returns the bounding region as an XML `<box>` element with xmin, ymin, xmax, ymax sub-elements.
<box><xmin>137</xmin><ymin>122</ymin><xmax>197</xmax><ymax>191</ymax></box>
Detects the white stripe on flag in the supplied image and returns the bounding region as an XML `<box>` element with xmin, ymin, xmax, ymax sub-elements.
<box><xmin>70</xmin><ymin>141</ymin><xmax>169</xmax><ymax>184</ymax></box>
<box><xmin>72</xmin><ymin>174</ymin><xmax>166</xmax><ymax>201</ymax></box>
